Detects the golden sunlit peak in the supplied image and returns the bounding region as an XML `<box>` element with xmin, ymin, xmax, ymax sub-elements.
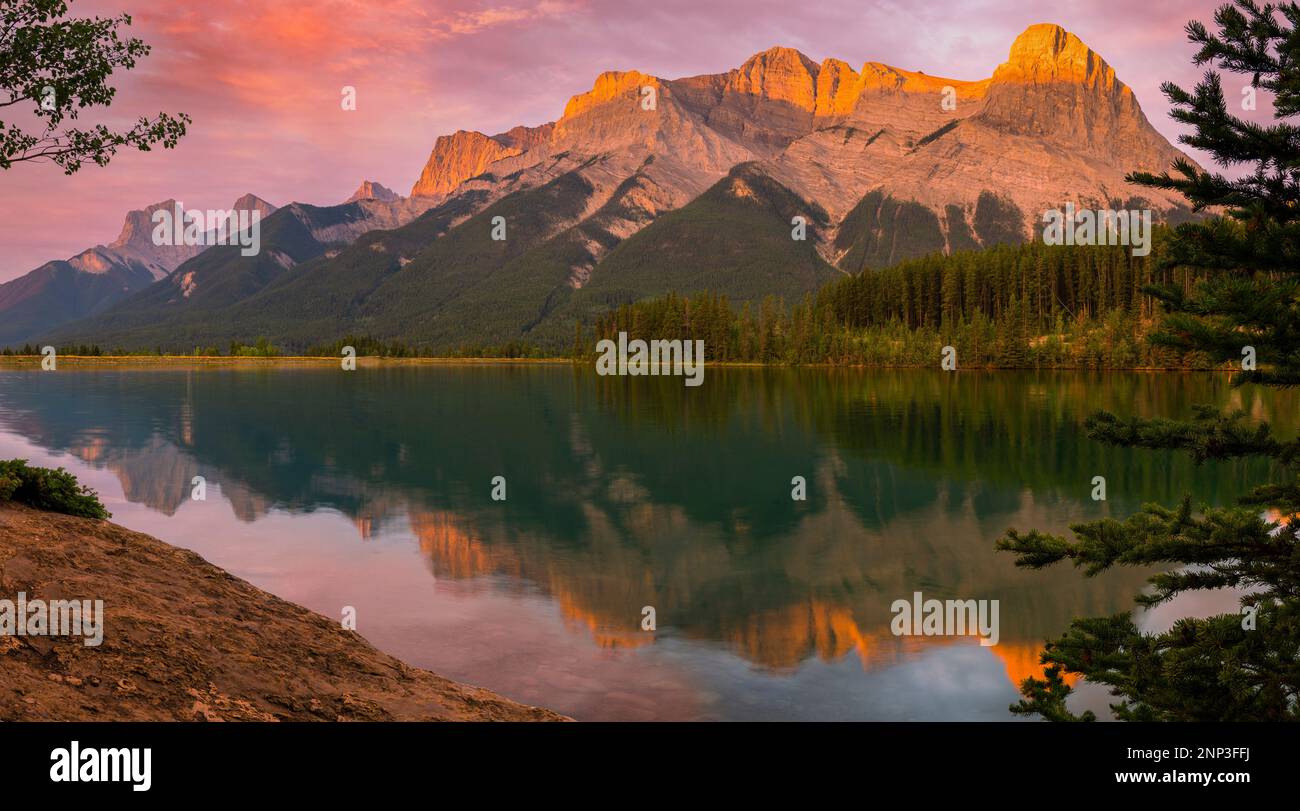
<box><xmin>996</xmin><ymin>22</ymin><xmax>1120</xmax><ymax>89</ymax></box>
<box><xmin>562</xmin><ymin>71</ymin><xmax>659</xmax><ymax>119</ymax></box>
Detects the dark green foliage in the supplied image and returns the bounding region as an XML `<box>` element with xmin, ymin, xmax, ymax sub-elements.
<box><xmin>915</xmin><ymin>119</ymin><xmax>959</xmax><ymax>147</ymax></box>
<box><xmin>48</xmin><ymin>163</ymin><xmax>844</xmax><ymax>355</ymax></box>
<box><xmin>355</xmin><ymin>170</ymin><xmax>598</xmax><ymax>342</ymax></box>
<box><xmin>972</xmin><ymin>191</ymin><xmax>1027</xmax><ymax>247</ymax></box>
<box><xmin>0</xmin><ymin>459</ymin><xmax>109</xmax><ymax>519</ymax></box>
<box><xmin>589</xmin><ymin>235</ymin><xmax>1204</xmax><ymax>369</ymax></box>
<box><xmin>27</xmin><ymin>217</ymin><xmax>1215</xmax><ymax>370</ymax></box>
<box><xmin>1</xmin><ymin>0</ymin><xmax>189</xmax><ymax>172</ymax></box>
<box><xmin>229</xmin><ymin>337</ymin><xmax>278</xmax><ymax>357</ymax></box>
<box><xmin>997</xmin><ymin>0</ymin><xmax>1300</xmax><ymax>721</ymax></box>
<box><xmin>48</xmin><ymin>205</ymin><xmax>333</xmax><ymax>348</ymax></box>
<box><xmin>306</xmin><ymin>335</ymin><xmax>417</xmax><ymax>358</ymax></box>
<box><xmin>302</xmin><ymin>334</ymin><xmax>546</xmax><ymax>358</ymax></box>
<box><xmin>230</xmin><ymin>190</ymin><xmax>491</xmax><ymax>346</ymax></box>
<box><xmin>835</xmin><ymin>190</ymin><xmax>948</xmax><ymax>272</ymax></box>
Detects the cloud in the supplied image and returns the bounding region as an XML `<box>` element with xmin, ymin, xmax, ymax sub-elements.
<box><xmin>429</xmin><ymin>1</ymin><xmax>583</xmax><ymax>39</ymax></box>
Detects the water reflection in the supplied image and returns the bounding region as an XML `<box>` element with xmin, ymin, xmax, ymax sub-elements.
<box><xmin>0</xmin><ymin>366</ymin><xmax>1287</xmax><ymax>720</ymax></box>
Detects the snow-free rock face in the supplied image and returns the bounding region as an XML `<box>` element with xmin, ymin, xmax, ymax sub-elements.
<box><xmin>976</xmin><ymin>23</ymin><xmax>1177</xmax><ymax>163</ymax></box>
<box><xmin>405</xmin><ymin>23</ymin><xmax>1195</xmax><ymax>263</ymax></box>
<box><xmin>345</xmin><ymin>180</ymin><xmax>400</xmax><ymax>203</ymax></box>
<box><xmin>409</xmin><ymin>130</ymin><xmax>522</xmax><ymax>198</ymax></box>
<box><xmin>228</xmin><ymin>193</ymin><xmax>279</xmax><ymax>222</ymax></box>
<box><xmin>103</xmin><ymin>199</ymin><xmax>204</xmax><ymax>279</ymax></box>
<box><xmin>97</xmin><ymin>195</ymin><xmax>280</xmax><ymax>280</ymax></box>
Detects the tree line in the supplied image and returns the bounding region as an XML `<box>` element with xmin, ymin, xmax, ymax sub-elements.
<box><xmin>585</xmin><ymin>232</ymin><xmax>1220</xmax><ymax>369</ymax></box>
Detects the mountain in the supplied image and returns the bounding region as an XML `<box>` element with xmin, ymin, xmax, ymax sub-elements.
<box><xmin>409</xmin><ymin>23</ymin><xmax>1191</xmax><ymax>249</ymax></box>
<box><xmin>94</xmin><ymin>199</ymin><xmax>207</xmax><ymax>279</ymax></box>
<box><xmin>45</xmin><ymin>23</ymin><xmax>1198</xmax><ymax>352</ymax></box>
<box><xmin>345</xmin><ymin>181</ymin><xmax>400</xmax><ymax>203</ymax></box>
<box><xmin>0</xmin><ymin>258</ymin><xmax>155</xmax><ymax>347</ymax></box>
<box><xmin>47</xmin><ymin>189</ymin><xmax>491</xmax><ymax>349</ymax></box>
<box><xmin>227</xmin><ymin>194</ymin><xmax>279</xmax><ymax>223</ymax></box>
<box><xmin>0</xmin><ymin>196</ymin><xmax>279</xmax><ymax>345</ymax></box>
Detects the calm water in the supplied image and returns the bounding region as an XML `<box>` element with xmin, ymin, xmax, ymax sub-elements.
<box><xmin>0</xmin><ymin>365</ymin><xmax>1288</xmax><ymax>720</ymax></box>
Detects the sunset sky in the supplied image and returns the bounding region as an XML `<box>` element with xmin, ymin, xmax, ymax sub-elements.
<box><xmin>0</xmin><ymin>0</ymin><xmax>1261</xmax><ymax>281</ymax></box>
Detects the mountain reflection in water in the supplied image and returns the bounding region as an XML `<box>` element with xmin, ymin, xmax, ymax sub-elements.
<box><xmin>0</xmin><ymin>366</ymin><xmax>1287</xmax><ymax>720</ymax></box>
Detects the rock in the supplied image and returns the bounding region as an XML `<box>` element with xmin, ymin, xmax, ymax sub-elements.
<box><xmin>345</xmin><ymin>180</ymin><xmax>400</xmax><ymax>204</ymax></box>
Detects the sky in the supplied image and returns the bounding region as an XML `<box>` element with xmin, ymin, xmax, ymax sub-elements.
<box><xmin>0</xmin><ymin>0</ymin><xmax>1266</xmax><ymax>281</ymax></box>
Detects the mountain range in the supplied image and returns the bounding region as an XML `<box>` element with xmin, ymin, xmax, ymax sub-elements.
<box><xmin>5</xmin><ymin>23</ymin><xmax>1197</xmax><ymax>351</ymax></box>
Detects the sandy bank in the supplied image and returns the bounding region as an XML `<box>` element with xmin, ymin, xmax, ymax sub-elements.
<box><xmin>0</xmin><ymin>503</ymin><xmax>567</xmax><ymax>721</ymax></box>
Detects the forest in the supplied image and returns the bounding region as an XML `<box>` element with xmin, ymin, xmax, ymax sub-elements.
<box><xmin>585</xmin><ymin>229</ymin><xmax>1213</xmax><ymax>369</ymax></box>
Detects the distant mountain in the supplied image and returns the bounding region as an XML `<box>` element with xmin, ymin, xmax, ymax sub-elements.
<box><xmin>0</xmin><ymin>196</ymin><xmax>278</xmax><ymax>345</ymax></box>
<box><xmin>226</xmin><ymin>194</ymin><xmax>279</xmax><ymax>223</ymax></box>
<box><xmin>0</xmin><ymin>257</ymin><xmax>154</xmax><ymax>347</ymax></box>
<box><xmin>46</xmin><ymin>191</ymin><xmax>477</xmax><ymax>349</ymax></box>
<box><xmin>95</xmin><ymin>199</ymin><xmax>208</xmax><ymax>279</ymax></box>
<box><xmin>345</xmin><ymin>181</ymin><xmax>400</xmax><ymax>203</ymax></box>
<box><xmin>45</xmin><ymin>23</ymin><xmax>1198</xmax><ymax>352</ymax></box>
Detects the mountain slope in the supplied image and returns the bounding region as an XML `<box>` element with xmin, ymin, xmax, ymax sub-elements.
<box><xmin>0</xmin><ymin>257</ymin><xmax>155</xmax><ymax>346</ymax></box>
<box><xmin>532</xmin><ymin>163</ymin><xmax>841</xmax><ymax>343</ymax></box>
<box><xmin>47</xmin><ymin>170</ymin><xmax>597</xmax><ymax>349</ymax></box>
<box><xmin>44</xmin><ymin>184</ymin><xmax>499</xmax><ymax>349</ymax></box>
<box><xmin>47</xmin><ymin>204</ymin><xmax>325</xmax><ymax>349</ymax></box>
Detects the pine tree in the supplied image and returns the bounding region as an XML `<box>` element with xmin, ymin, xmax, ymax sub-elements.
<box><xmin>997</xmin><ymin>0</ymin><xmax>1300</xmax><ymax>720</ymax></box>
<box><xmin>572</xmin><ymin>320</ymin><xmax>585</xmax><ymax>360</ymax></box>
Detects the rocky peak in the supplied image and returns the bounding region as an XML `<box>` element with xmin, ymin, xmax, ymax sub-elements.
<box><xmin>857</xmin><ymin>62</ymin><xmax>986</xmax><ymax>97</ymax></box>
<box><xmin>495</xmin><ymin>124</ymin><xmax>555</xmax><ymax>151</ymax></box>
<box><xmin>404</xmin><ymin>22</ymin><xmax>1191</xmax><ymax>242</ymax></box>
<box><xmin>996</xmin><ymin>23</ymin><xmax>1119</xmax><ymax>89</ymax></box>
<box><xmin>66</xmin><ymin>248</ymin><xmax>119</xmax><ymax>275</ymax></box>
<box><xmin>410</xmin><ymin>130</ymin><xmax>521</xmax><ymax>198</ymax></box>
<box><xmin>229</xmin><ymin>194</ymin><xmax>278</xmax><ymax>220</ymax></box>
<box><xmin>727</xmin><ymin>46</ymin><xmax>820</xmax><ymax>111</ymax></box>
<box><xmin>975</xmin><ymin>23</ymin><xmax>1165</xmax><ymax>163</ymax></box>
<box><xmin>562</xmin><ymin>71</ymin><xmax>659</xmax><ymax>119</ymax></box>
<box><xmin>110</xmin><ymin>199</ymin><xmax>182</xmax><ymax>249</ymax></box>
<box><xmin>813</xmin><ymin>59</ymin><xmax>862</xmax><ymax>116</ymax></box>
<box><xmin>346</xmin><ymin>181</ymin><xmax>400</xmax><ymax>203</ymax></box>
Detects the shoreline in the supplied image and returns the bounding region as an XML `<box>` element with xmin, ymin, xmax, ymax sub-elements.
<box><xmin>0</xmin><ymin>355</ymin><xmax>1232</xmax><ymax>373</ymax></box>
<box><xmin>0</xmin><ymin>503</ymin><xmax>568</xmax><ymax>721</ymax></box>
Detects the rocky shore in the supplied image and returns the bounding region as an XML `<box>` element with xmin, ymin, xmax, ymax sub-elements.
<box><xmin>0</xmin><ymin>503</ymin><xmax>567</xmax><ymax>721</ymax></box>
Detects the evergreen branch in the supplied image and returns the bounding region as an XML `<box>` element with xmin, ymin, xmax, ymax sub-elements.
<box><xmin>1085</xmin><ymin>408</ymin><xmax>1286</xmax><ymax>462</ymax></box>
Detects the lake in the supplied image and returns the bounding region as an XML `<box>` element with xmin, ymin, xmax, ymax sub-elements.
<box><xmin>0</xmin><ymin>364</ymin><xmax>1287</xmax><ymax>720</ymax></box>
